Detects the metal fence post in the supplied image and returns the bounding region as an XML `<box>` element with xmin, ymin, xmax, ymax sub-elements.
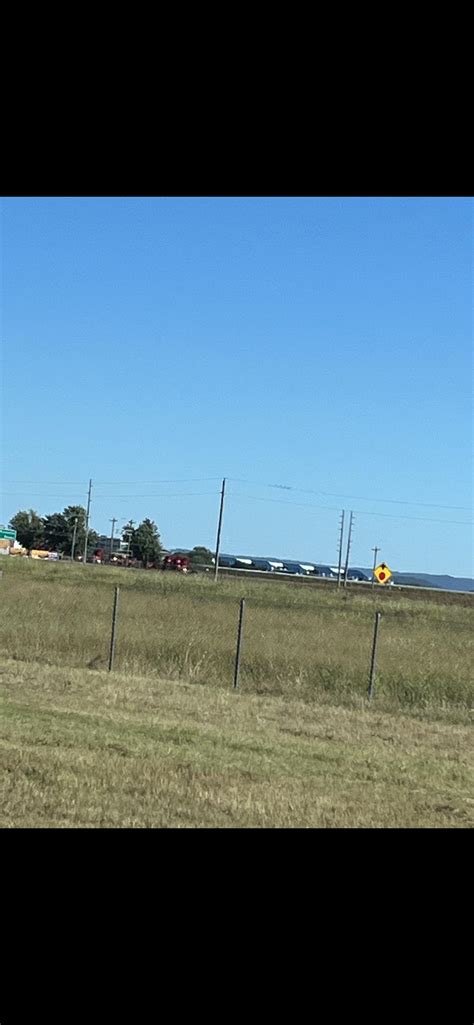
<box><xmin>367</xmin><ymin>610</ymin><xmax>382</xmax><ymax>702</ymax></box>
<box><xmin>108</xmin><ymin>586</ymin><xmax>120</xmax><ymax>672</ymax></box>
<box><xmin>233</xmin><ymin>598</ymin><xmax>245</xmax><ymax>689</ymax></box>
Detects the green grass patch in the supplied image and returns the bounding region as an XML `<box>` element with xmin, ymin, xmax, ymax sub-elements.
<box><xmin>0</xmin><ymin>558</ymin><xmax>472</xmax><ymax>722</ymax></box>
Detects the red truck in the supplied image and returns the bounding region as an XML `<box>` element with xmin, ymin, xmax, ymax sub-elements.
<box><xmin>162</xmin><ymin>553</ymin><xmax>190</xmax><ymax>573</ymax></box>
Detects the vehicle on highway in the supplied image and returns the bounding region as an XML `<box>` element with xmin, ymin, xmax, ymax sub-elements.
<box><xmin>280</xmin><ymin>561</ymin><xmax>315</xmax><ymax>575</ymax></box>
<box><xmin>218</xmin><ymin>555</ymin><xmax>237</xmax><ymax>568</ymax></box>
<box><xmin>346</xmin><ymin>569</ymin><xmax>371</xmax><ymax>582</ymax></box>
<box><xmin>251</xmin><ymin>558</ymin><xmax>285</xmax><ymax>572</ymax></box>
<box><xmin>162</xmin><ymin>553</ymin><xmax>190</xmax><ymax>573</ymax></box>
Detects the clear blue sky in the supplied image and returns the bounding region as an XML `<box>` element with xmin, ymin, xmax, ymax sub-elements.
<box><xmin>1</xmin><ymin>196</ymin><xmax>472</xmax><ymax>576</ymax></box>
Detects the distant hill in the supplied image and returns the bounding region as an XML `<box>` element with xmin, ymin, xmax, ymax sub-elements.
<box><xmin>355</xmin><ymin>569</ymin><xmax>474</xmax><ymax>592</ymax></box>
<box><xmin>390</xmin><ymin>573</ymin><xmax>474</xmax><ymax>592</ymax></box>
<box><xmin>305</xmin><ymin>565</ymin><xmax>474</xmax><ymax>592</ymax></box>
<box><xmin>293</xmin><ymin>564</ymin><xmax>474</xmax><ymax>592</ymax></box>
<box><xmin>180</xmin><ymin>547</ymin><xmax>474</xmax><ymax>593</ymax></box>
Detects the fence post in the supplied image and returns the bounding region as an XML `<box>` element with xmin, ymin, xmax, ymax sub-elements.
<box><xmin>367</xmin><ymin>610</ymin><xmax>382</xmax><ymax>702</ymax></box>
<box><xmin>108</xmin><ymin>586</ymin><xmax>120</xmax><ymax>672</ymax></box>
<box><xmin>233</xmin><ymin>598</ymin><xmax>246</xmax><ymax>689</ymax></box>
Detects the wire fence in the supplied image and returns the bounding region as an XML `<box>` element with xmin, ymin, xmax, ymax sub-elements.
<box><xmin>0</xmin><ymin>560</ymin><xmax>472</xmax><ymax>716</ymax></box>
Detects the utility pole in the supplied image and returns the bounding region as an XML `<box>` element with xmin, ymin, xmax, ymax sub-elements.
<box><xmin>83</xmin><ymin>478</ymin><xmax>92</xmax><ymax>565</ymax></box>
<box><xmin>71</xmin><ymin>517</ymin><xmax>78</xmax><ymax>562</ymax></box>
<box><xmin>213</xmin><ymin>478</ymin><xmax>226</xmax><ymax>582</ymax></box>
<box><xmin>109</xmin><ymin>518</ymin><xmax>117</xmax><ymax>562</ymax></box>
<box><xmin>371</xmin><ymin>546</ymin><xmax>379</xmax><ymax>588</ymax></box>
<box><xmin>125</xmin><ymin>522</ymin><xmax>135</xmax><ymax>562</ymax></box>
<box><xmin>343</xmin><ymin>511</ymin><xmax>354</xmax><ymax>589</ymax></box>
<box><xmin>337</xmin><ymin>510</ymin><xmax>345</xmax><ymax>589</ymax></box>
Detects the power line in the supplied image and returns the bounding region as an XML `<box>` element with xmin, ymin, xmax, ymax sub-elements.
<box><xmin>2</xmin><ymin>481</ymin><xmax>472</xmax><ymax>526</ymax></box>
<box><xmin>4</xmin><ymin>475</ymin><xmax>470</xmax><ymax>511</ymax></box>
<box><xmin>2</xmin><ymin>477</ymin><xmax>221</xmax><ymax>485</ymax></box>
<box><xmin>227</xmin><ymin>492</ymin><xmax>473</xmax><ymax>526</ymax></box>
<box><xmin>93</xmin><ymin>477</ymin><xmax>221</xmax><ymax>485</ymax></box>
<box><xmin>2</xmin><ymin>491</ymin><xmax>218</xmax><ymax>499</ymax></box>
<box><xmin>228</xmin><ymin>477</ymin><xmax>471</xmax><ymax>512</ymax></box>
<box><xmin>354</xmin><ymin>508</ymin><xmax>472</xmax><ymax>526</ymax></box>
<box><xmin>92</xmin><ymin>491</ymin><xmax>219</xmax><ymax>498</ymax></box>
<box><xmin>1</xmin><ymin>481</ymin><xmax>87</xmax><ymax>486</ymax></box>
<box><xmin>229</xmin><ymin>493</ymin><xmax>344</xmax><ymax>512</ymax></box>
<box><xmin>1</xmin><ymin>493</ymin><xmax>87</xmax><ymax>499</ymax></box>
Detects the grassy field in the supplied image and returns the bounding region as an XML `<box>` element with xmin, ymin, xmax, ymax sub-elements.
<box><xmin>0</xmin><ymin>559</ymin><xmax>472</xmax><ymax>827</ymax></box>
<box><xmin>1</xmin><ymin>658</ymin><xmax>473</xmax><ymax>827</ymax></box>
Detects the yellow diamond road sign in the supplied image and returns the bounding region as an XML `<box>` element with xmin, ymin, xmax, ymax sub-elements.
<box><xmin>373</xmin><ymin>562</ymin><xmax>392</xmax><ymax>584</ymax></box>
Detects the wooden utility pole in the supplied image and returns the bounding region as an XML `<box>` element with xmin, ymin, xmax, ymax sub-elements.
<box><xmin>371</xmin><ymin>546</ymin><xmax>379</xmax><ymax>588</ymax></box>
<box><xmin>71</xmin><ymin>517</ymin><xmax>78</xmax><ymax>562</ymax></box>
<box><xmin>83</xmin><ymin>479</ymin><xmax>92</xmax><ymax>565</ymax></box>
<box><xmin>337</xmin><ymin>510</ymin><xmax>345</xmax><ymax>589</ymax></box>
<box><xmin>343</xmin><ymin>511</ymin><xmax>354</xmax><ymax>588</ymax></box>
<box><xmin>125</xmin><ymin>522</ymin><xmax>135</xmax><ymax>561</ymax></box>
<box><xmin>213</xmin><ymin>478</ymin><xmax>226</xmax><ymax>582</ymax></box>
<box><xmin>110</xmin><ymin>518</ymin><xmax>117</xmax><ymax>562</ymax></box>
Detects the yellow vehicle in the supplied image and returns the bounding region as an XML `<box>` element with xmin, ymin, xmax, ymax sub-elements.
<box><xmin>30</xmin><ymin>549</ymin><xmax>50</xmax><ymax>559</ymax></box>
<box><xmin>0</xmin><ymin>539</ymin><xmax>28</xmax><ymax>556</ymax></box>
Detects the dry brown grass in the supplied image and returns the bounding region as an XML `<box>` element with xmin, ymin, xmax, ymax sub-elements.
<box><xmin>1</xmin><ymin>658</ymin><xmax>472</xmax><ymax>828</ymax></box>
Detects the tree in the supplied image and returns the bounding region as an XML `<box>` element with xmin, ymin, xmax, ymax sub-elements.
<box><xmin>85</xmin><ymin>529</ymin><xmax>100</xmax><ymax>558</ymax></box>
<box><xmin>42</xmin><ymin>508</ymin><xmax>99</xmax><ymax>556</ymax></box>
<box><xmin>62</xmin><ymin>506</ymin><xmax>94</xmax><ymax>558</ymax></box>
<box><xmin>121</xmin><ymin>521</ymin><xmax>136</xmax><ymax>557</ymax></box>
<box><xmin>188</xmin><ymin>546</ymin><xmax>214</xmax><ymax>567</ymax></box>
<box><xmin>43</xmin><ymin>512</ymin><xmax>69</xmax><ymax>552</ymax></box>
<box><xmin>64</xmin><ymin>505</ymin><xmax>86</xmax><ymax>535</ymax></box>
<box><xmin>131</xmin><ymin>519</ymin><xmax>162</xmax><ymax>565</ymax></box>
<box><xmin>8</xmin><ymin>505</ymin><xmax>99</xmax><ymax>557</ymax></box>
<box><xmin>9</xmin><ymin>510</ymin><xmax>44</xmax><ymax>549</ymax></box>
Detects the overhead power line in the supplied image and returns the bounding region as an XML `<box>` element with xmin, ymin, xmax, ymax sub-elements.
<box><xmin>93</xmin><ymin>492</ymin><xmax>219</xmax><ymax>499</ymax></box>
<box><xmin>228</xmin><ymin>492</ymin><xmax>473</xmax><ymax>526</ymax></box>
<box><xmin>1</xmin><ymin>481</ymin><xmax>87</xmax><ymax>486</ymax></box>
<box><xmin>3</xmin><ymin>476</ymin><xmax>471</xmax><ymax>528</ymax></box>
<box><xmin>4</xmin><ymin>476</ymin><xmax>470</xmax><ymax>511</ymax></box>
<box><xmin>2</xmin><ymin>477</ymin><xmax>221</xmax><ymax>485</ymax></box>
<box><xmin>2</xmin><ymin>491</ymin><xmax>218</xmax><ymax>499</ymax></box>
<box><xmin>1</xmin><ymin>493</ymin><xmax>87</xmax><ymax>499</ymax></box>
<box><xmin>228</xmin><ymin>477</ymin><xmax>471</xmax><ymax>512</ymax></box>
<box><xmin>96</xmin><ymin>477</ymin><xmax>221</xmax><ymax>484</ymax></box>
<box><xmin>230</xmin><ymin>493</ymin><xmax>342</xmax><ymax>512</ymax></box>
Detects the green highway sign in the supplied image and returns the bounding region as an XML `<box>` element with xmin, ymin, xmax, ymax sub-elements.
<box><xmin>0</xmin><ymin>529</ymin><xmax>16</xmax><ymax>540</ymax></box>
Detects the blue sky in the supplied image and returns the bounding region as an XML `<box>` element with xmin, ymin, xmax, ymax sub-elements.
<box><xmin>1</xmin><ymin>196</ymin><xmax>472</xmax><ymax>576</ymax></box>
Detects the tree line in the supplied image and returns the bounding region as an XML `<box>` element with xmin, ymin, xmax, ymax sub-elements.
<box><xmin>8</xmin><ymin>507</ymin><xmax>213</xmax><ymax>567</ymax></box>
